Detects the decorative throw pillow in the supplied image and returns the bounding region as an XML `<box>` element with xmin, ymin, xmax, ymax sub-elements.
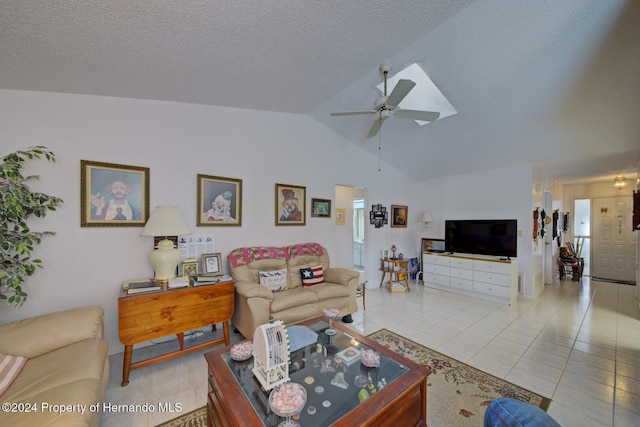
<box><xmin>0</xmin><ymin>353</ymin><xmax>27</xmax><ymax>396</ymax></box>
<box><xmin>259</xmin><ymin>268</ymin><xmax>288</xmax><ymax>292</ymax></box>
<box><xmin>300</xmin><ymin>265</ymin><xmax>324</xmax><ymax>286</ymax></box>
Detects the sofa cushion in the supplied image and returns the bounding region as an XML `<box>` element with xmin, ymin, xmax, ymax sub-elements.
<box><xmin>0</xmin><ymin>353</ymin><xmax>26</xmax><ymax>396</ymax></box>
<box><xmin>2</xmin><ymin>338</ymin><xmax>108</xmax><ymax>403</ymax></box>
<box><xmin>305</xmin><ymin>282</ymin><xmax>353</xmax><ymax>301</ymax></box>
<box><xmin>259</xmin><ymin>268</ymin><xmax>288</xmax><ymax>292</ymax></box>
<box><xmin>270</xmin><ymin>287</ymin><xmax>318</xmax><ymax>313</ymax></box>
<box><xmin>236</xmin><ymin>258</ymin><xmax>288</xmax><ymax>284</ymax></box>
<box><xmin>300</xmin><ymin>265</ymin><xmax>324</xmax><ymax>286</ymax></box>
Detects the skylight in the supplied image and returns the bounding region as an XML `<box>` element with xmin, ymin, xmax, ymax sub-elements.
<box><xmin>376</xmin><ymin>62</ymin><xmax>457</xmax><ymax>125</ymax></box>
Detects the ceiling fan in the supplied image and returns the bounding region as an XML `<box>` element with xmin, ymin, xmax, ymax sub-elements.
<box><xmin>330</xmin><ymin>62</ymin><xmax>441</xmax><ymax>138</ymax></box>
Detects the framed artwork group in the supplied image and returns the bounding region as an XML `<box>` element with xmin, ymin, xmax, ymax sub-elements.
<box><xmin>80</xmin><ymin>160</ymin><xmax>391</xmax><ymax>228</ymax></box>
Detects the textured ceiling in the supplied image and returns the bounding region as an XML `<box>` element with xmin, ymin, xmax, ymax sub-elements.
<box><xmin>1</xmin><ymin>0</ymin><xmax>638</xmax><ymax>182</ymax></box>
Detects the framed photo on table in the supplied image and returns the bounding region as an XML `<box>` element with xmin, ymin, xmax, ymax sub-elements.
<box><xmin>275</xmin><ymin>183</ymin><xmax>306</xmax><ymax>226</ymax></box>
<box><xmin>201</xmin><ymin>253</ymin><xmax>222</xmax><ymax>276</ymax></box>
<box><xmin>311</xmin><ymin>198</ymin><xmax>331</xmax><ymax>218</ymax></box>
<box><xmin>80</xmin><ymin>160</ymin><xmax>149</xmax><ymax>227</ymax></box>
<box><xmin>197</xmin><ymin>174</ymin><xmax>242</xmax><ymax>226</ymax></box>
<box><xmin>180</xmin><ymin>259</ymin><xmax>199</xmax><ymax>277</ymax></box>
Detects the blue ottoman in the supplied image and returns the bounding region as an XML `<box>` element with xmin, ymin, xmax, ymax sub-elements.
<box><xmin>484</xmin><ymin>398</ymin><xmax>561</xmax><ymax>427</ymax></box>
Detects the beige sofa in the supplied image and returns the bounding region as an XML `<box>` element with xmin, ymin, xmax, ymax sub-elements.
<box><xmin>228</xmin><ymin>243</ymin><xmax>360</xmax><ymax>338</ymax></box>
<box><xmin>0</xmin><ymin>306</ymin><xmax>109</xmax><ymax>427</ymax></box>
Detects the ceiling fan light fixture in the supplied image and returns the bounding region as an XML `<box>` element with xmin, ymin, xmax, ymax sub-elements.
<box><xmin>613</xmin><ymin>175</ymin><xmax>627</xmax><ymax>189</ymax></box>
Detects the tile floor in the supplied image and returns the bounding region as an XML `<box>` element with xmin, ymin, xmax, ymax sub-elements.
<box><xmin>101</xmin><ymin>277</ymin><xmax>640</xmax><ymax>426</ymax></box>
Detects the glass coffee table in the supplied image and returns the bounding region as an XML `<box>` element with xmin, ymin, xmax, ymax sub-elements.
<box><xmin>205</xmin><ymin>317</ymin><xmax>430</xmax><ymax>426</ymax></box>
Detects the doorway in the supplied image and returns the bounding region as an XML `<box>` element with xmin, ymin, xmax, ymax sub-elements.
<box><xmin>334</xmin><ymin>185</ymin><xmax>366</xmax><ymax>274</ymax></box>
<box><xmin>353</xmin><ymin>198</ymin><xmax>365</xmax><ymax>272</ymax></box>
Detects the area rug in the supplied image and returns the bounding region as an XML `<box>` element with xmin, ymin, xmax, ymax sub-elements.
<box><xmin>369</xmin><ymin>329</ymin><xmax>551</xmax><ymax>427</ymax></box>
<box><xmin>157</xmin><ymin>329</ymin><xmax>551</xmax><ymax>427</ymax></box>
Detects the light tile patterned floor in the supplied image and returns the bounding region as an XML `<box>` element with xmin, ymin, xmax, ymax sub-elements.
<box><xmin>101</xmin><ymin>277</ymin><xmax>640</xmax><ymax>426</ymax></box>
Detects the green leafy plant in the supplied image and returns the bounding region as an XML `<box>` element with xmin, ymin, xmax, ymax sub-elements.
<box><xmin>0</xmin><ymin>146</ymin><xmax>63</xmax><ymax>306</ymax></box>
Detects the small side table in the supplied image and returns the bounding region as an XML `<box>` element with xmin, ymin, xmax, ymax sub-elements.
<box><xmin>118</xmin><ymin>280</ymin><xmax>234</xmax><ymax>386</ymax></box>
<box><xmin>379</xmin><ymin>258</ymin><xmax>411</xmax><ymax>292</ymax></box>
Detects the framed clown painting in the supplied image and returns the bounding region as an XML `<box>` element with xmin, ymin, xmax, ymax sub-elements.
<box><xmin>197</xmin><ymin>174</ymin><xmax>243</xmax><ymax>226</ymax></box>
<box><xmin>80</xmin><ymin>160</ymin><xmax>149</xmax><ymax>227</ymax></box>
<box><xmin>275</xmin><ymin>183</ymin><xmax>306</xmax><ymax>226</ymax></box>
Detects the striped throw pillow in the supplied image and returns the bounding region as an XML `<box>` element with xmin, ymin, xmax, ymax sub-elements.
<box><xmin>300</xmin><ymin>265</ymin><xmax>324</xmax><ymax>286</ymax></box>
<box><xmin>0</xmin><ymin>353</ymin><xmax>27</xmax><ymax>396</ymax></box>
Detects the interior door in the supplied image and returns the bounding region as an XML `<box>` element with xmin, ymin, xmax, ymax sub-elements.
<box><xmin>591</xmin><ymin>196</ymin><xmax>636</xmax><ymax>283</ymax></box>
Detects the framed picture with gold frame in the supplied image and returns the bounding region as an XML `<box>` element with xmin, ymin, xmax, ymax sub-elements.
<box><xmin>275</xmin><ymin>183</ymin><xmax>306</xmax><ymax>226</ymax></box>
<box><xmin>335</xmin><ymin>208</ymin><xmax>346</xmax><ymax>225</ymax></box>
<box><xmin>391</xmin><ymin>205</ymin><xmax>408</xmax><ymax>228</ymax></box>
<box><xmin>197</xmin><ymin>174</ymin><xmax>242</xmax><ymax>226</ymax></box>
<box><xmin>201</xmin><ymin>253</ymin><xmax>222</xmax><ymax>276</ymax></box>
<box><xmin>180</xmin><ymin>258</ymin><xmax>199</xmax><ymax>277</ymax></box>
<box><xmin>80</xmin><ymin>160</ymin><xmax>149</xmax><ymax>227</ymax></box>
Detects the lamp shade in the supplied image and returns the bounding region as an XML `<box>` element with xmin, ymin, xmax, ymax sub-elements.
<box><xmin>141</xmin><ymin>206</ymin><xmax>191</xmax><ymax>237</ymax></box>
<box><xmin>420</xmin><ymin>211</ymin><xmax>433</xmax><ymax>223</ymax></box>
<box><xmin>140</xmin><ymin>206</ymin><xmax>191</xmax><ymax>281</ymax></box>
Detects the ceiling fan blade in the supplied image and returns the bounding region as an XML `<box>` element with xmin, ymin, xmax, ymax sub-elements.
<box><xmin>330</xmin><ymin>110</ymin><xmax>377</xmax><ymax>116</ymax></box>
<box><xmin>366</xmin><ymin>116</ymin><xmax>387</xmax><ymax>138</ymax></box>
<box><xmin>393</xmin><ymin>109</ymin><xmax>440</xmax><ymax>122</ymax></box>
<box><xmin>385</xmin><ymin>79</ymin><xmax>416</xmax><ymax>107</ymax></box>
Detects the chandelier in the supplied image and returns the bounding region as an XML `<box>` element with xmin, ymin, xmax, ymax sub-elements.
<box><xmin>613</xmin><ymin>175</ymin><xmax>627</xmax><ymax>189</ymax></box>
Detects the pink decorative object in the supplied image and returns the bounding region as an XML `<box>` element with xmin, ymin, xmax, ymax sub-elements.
<box><xmin>360</xmin><ymin>349</ymin><xmax>380</xmax><ymax>368</ymax></box>
<box><xmin>230</xmin><ymin>341</ymin><xmax>253</xmax><ymax>361</ymax></box>
<box><xmin>269</xmin><ymin>382</ymin><xmax>307</xmax><ymax>427</ymax></box>
<box><xmin>323</xmin><ymin>307</ymin><xmax>340</xmax><ymax>336</ymax></box>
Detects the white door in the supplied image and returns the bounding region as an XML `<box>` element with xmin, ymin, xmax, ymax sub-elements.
<box><xmin>591</xmin><ymin>196</ymin><xmax>636</xmax><ymax>283</ymax></box>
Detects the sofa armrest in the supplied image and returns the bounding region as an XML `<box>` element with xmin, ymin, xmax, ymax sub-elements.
<box><xmin>324</xmin><ymin>267</ymin><xmax>360</xmax><ymax>286</ymax></box>
<box><xmin>234</xmin><ymin>281</ymin><xmax>274</xmax><ymax>300</ymax></box>
<box><xmin>0</xmin><ymin>306</ymin><xmax>104</xmax><ymax>359</ymax></box>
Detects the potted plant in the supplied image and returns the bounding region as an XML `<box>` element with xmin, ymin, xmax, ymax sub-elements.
<box><xmin>0</xmin><ymin>146</ymin><xmax>63</xmax><ymax>306</ymax></box>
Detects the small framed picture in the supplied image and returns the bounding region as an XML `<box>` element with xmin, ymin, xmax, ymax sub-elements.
<box><xmin>335</xmin><ymin>208</ymin><xmax>346</xmax><ymax>225</ymax></box>
<box><xmin>391</xmin><ymin>205</ymin><xmax>408</xmax><ymax>228</ymax></box>
<box><xmin>311</xmin><ymin>198</ymin><xmax>331</xmax><ymax>218</ymax></box>
<box><xmin>80</xmin><ymin>160</ymin><xmax>150</xmax><ymax>227</ymax></box>
<box><xmin>275</xmin><ymin>183</ymin><xmax>306</xmax><ymax>226</ymax></box>
<box><xmin>180</xmin><ymin>259</ymin><xmax>199</xmax><ymax>277</ymax></box>
<box><xmin>201</xmin><ymin>253</ymin><xmax>222</xmax><ymax>276</ymax></box>
<box><xmin>197</xmin><ymin>174</ymin><xmax>242</xmax><ymax>226</ymax></box>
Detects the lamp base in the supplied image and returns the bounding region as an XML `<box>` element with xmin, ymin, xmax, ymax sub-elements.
<box><xmin>150</xmin><ymin>239</ymin><xmax>181</xmax><ymax>281</ymax></box>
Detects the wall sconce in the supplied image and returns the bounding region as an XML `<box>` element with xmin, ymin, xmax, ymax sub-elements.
<box><xmin>420</xmin><ymin>211</ymin><xmax>433</xmax><ymax>228</ymax></box>
<box><xmin>613</xmin><ymin>175</ymin><xmax>627</xmax><ymax>189</ymax></box>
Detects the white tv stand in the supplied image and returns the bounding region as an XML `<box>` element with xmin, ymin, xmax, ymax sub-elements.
<box><xmin>421</xmin><ymin>252</ymin><xmax>518</xmax><ymax>305</ymax></box>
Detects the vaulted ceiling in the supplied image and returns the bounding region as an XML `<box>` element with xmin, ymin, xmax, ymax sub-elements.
<box><xmin>2</xmin><ymin>0</ymin><xmax>638</xmax><ymax>183</ymax></box>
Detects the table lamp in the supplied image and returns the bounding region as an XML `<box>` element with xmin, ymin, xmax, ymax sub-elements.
<box><xmin>140</xmin><ymin>206</ymin><xmax>191</xmax><ymax>282</ymax></box>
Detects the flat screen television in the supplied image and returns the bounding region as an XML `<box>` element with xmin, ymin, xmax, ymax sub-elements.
<box><xmin>445</xmin><ymin>219</ymin><xmax>517</xmax><ymax>258</ymax></box>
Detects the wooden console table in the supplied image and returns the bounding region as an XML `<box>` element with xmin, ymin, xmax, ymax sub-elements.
<box><xmin>379</xmin><ymin>258</ymin><xmax>411</xmax><ymax>292</ymax></box>
<box><xmin>118</xmin><ymin>280</ymin><xmax>234</xmax><ymax>386</ymax></box>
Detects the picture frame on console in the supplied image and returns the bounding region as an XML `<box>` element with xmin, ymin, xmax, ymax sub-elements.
<box><xmin>197</xmin><ymin>174</ymin><xmax>242</xmax><ymax>226</ymax></box>
<box><xmin>80</xmin><ymin>160</ymin><xmax>150</xmax><ymax>227</ymax></box>
<box><xmin>180</xmin><ymin>259</ymin><xmax>199</xmax><ymax>277</ymax></box>
<box><xmin>201</xmin><ymin>253</ymin><xmax>222</xmax><ymax>276</ymax></box>
<box><xmin>275</xmin><ymin>183</ymin><xmax>306</xmax><ymax>226</ymax></box>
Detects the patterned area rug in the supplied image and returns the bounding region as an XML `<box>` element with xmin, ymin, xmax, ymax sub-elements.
<box><xmin>157</xmin><ymin>329</ymin><xmax>551</xmax><ymax>427</ymax></box>
<box><xmin>369</xmin><ymin>329</ymin><xmax>551</xmax><ymax>427</ymax></box>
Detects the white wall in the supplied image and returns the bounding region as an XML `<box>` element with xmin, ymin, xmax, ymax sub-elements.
<box><xmin>411</xmin><ymin>164</ymin><xmax>538</xmax><ymax>298</ymax></box>
<box><xmin>0</xmin><ymin>89</ymin><xmax>417</xmax><ymax>354</ymax></box>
